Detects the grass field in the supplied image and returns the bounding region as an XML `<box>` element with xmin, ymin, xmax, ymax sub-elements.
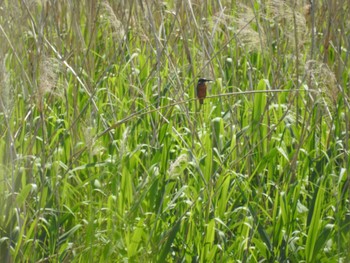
<box><xmin>1</xmin><ymin>0</ymin><xmax>350</xmax><ymax>262</ymax></box>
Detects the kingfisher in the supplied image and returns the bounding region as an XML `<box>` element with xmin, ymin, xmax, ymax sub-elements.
<box><xmin>196</xmin><ymin>78</ymin><xmax>212</xmax><ymax>105</ymax></box>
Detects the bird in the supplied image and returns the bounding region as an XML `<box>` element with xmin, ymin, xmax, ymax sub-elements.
<box><xmin>196</xmin><ymin>78</ymin><xmax>212</xmax><ymax>105</ymax></box>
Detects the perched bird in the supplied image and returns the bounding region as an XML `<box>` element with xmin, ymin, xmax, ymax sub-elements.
<box><xmin>196</xmin><ymin>78</ymin><xmax>212</xmax><ymax>105</ymax></box>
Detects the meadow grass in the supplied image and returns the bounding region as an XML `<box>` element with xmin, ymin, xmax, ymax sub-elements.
<box><xmin>1</xmin><ymin>0</ymin><xmax>350</xmax><ymax>262</ymax></box>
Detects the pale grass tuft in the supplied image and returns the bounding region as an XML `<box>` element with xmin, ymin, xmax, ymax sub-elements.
<box><xmin>211</xmin><ymin>5</ymin><xmax>264</xmax><ymax>51</ymax></box>
<box><xmin>101</xmin><ymin>1</ymin><xmax>125</xmax><ymax>42</ymax></box>
<box><xmin>303</xmin><ymin>4</ymin><xmax>312</xmax><ymax>17</ymax></box>
<box><xmin>84</xmin><ymin>126</ymin><xmax>105</xmax><ymax>157</ymax></box>
<box><xmin>39</xmin><ymin>57</ymin><xmax>63</xmax><ymax>97</ymax></box>
<box><xmin>305</xmin><ymin>60</ymin><xmax>338</xmax><ymax>111</ymax></box>
<box><xmin>36</xmin><ymin>57</ymin><xmax>64</xmax><ymax>111</ymax></box>
<box><xmin>0</xmin><ymin>57</ymin><xmax>11</xmax><ymax>114</ymax></box>
<box><xmin>168</xmin><ymin>154</ymin><xmax>188</xmax><ymax>179</ymax></box>
<box><xmin>266</xmin><ymin>0</ymin><xmax>307</xmax><ymax>45</ymax></box>
<box><xmin>234</xmin><ymin>4</ymin><xmax>266</xmax><ymax>52</ymax></box>
<box><xmin>303</xmin><ymin>4</ymin><xmax>312</xmax><ymax>28</ymax></box>
<box><xmin>211</xmin><ymin>11</ymin><xmax>235</xmax><ymax>37</ymax></box>
<box><xmin>120</xmin><ymin>127</ymin><xmax>130</xmax><ymax>156</ymax></box>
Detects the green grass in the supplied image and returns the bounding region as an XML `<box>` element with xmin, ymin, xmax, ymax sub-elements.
<box><xmin>1</xmin><ymin>0</ymin><xmax>350</xmax><ymax>262</ymax></box>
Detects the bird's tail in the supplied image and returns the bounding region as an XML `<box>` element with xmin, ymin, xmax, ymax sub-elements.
<box><xmin>199</xmin><ymin>99</ymin><xmax>204</xmax><ymax>104</ymax></box>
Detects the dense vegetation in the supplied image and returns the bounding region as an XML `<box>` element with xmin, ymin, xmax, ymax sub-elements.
<box><xmin>1</xmin><ymin>0</ymin><xmax>349</xmax><ymax>262</ymax></box>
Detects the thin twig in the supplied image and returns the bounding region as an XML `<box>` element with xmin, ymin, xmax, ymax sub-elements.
<box><xmin>96</xmin><ymin>88</ymin><xmax>320</xmax><ymax>139</ymax></box>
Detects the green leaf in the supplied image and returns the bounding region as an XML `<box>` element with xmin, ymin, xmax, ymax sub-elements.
<box><xmin>16</xmin><ymin>184</ymin><xmax>33</xmax><ymax>207</ymax></box>
<box><xmin>158</xmin><ymin>220</ymin><xmax>181</xmax><ymax>263</ymax></box>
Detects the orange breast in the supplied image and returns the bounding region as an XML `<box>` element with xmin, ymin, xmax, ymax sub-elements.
<box><xmin>197</xmin><ymin>83</ymin><xmax>207</xmax><ymax>99</ymax></box>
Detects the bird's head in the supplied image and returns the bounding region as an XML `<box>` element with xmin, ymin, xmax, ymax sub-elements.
<box><xmin>197</xmin><ymin>78</ymin><xmax>212</xmax><ymax>85</ymax></box>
